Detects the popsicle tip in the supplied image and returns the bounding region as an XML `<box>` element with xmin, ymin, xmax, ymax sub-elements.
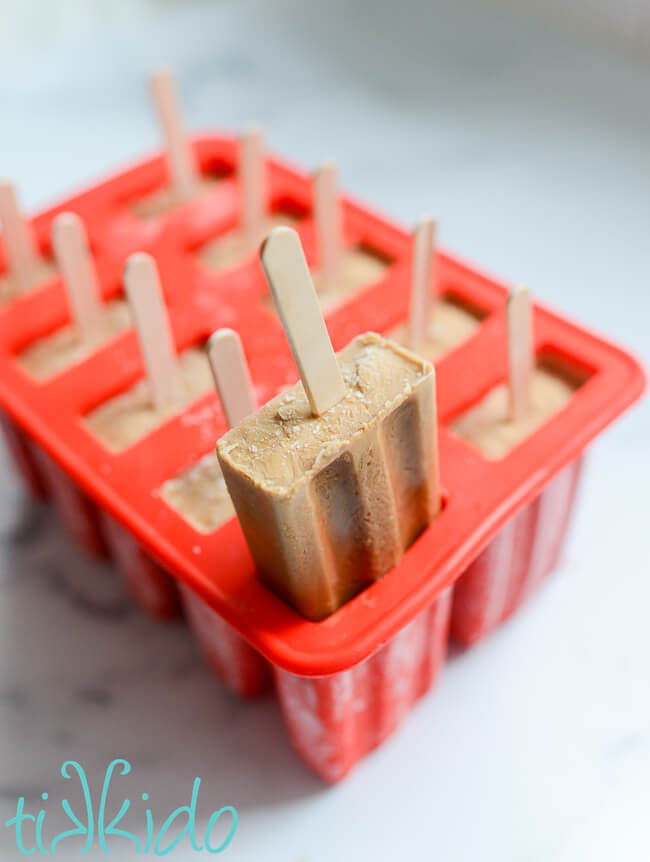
<box><xmin>243</xmin><ymin>123</ymin><xmax>263</xmax><ymax>139</ymax></box>
<box><xmin>206</xmin><ymin>327</ymin><xmax>256</xmax><ymax>427</ymax></box>
<box><xmin>124</xmin><ymin>251</ymin><xmax>157</xmax><ymax>285</ymax></box>
<box><xmin>125</xmin><ymin>249</ymin><xmax>155</xmax><ymax>268</ymax></box>
<box><xmin>416</xmin><ymin>214</ymin><xmax>436</xmax><ymax>230</ymax></box>
<box><xmin>207</xmin><ymin>327</ymin><xmax>237</xmax><ymax>348</ymax></box>
<box><xmin>150</xmin><ymin>66</ymin><xmax>172</xmax><ymax>84</ymax></box>
<box><xmin>52</xmin><ymin>210</ymin><xmax>81</xmax><ymax>234</ymax></box>
<box><xmin>53</xmin><ymin>210</ymin><xmax>75</xmax><ymax>224</ymax></box>
<box><xmin>314</xmin><ymin>160</ymin><xmax>337</xmax><ymax>179</ymax></box>
<box><xmin>509</xmin><ymin>284</ymin><xmax>530</xmax><ymax>302</ymax></box>
<box><xmin>51</xmin><ymin>211</ymin><xmax>81</xmax><ymax>256</ymax></box>
<box><xmin>260</xmin><ymin>224</ymin><xmax>297</xmax><ymax>259</ymax></box>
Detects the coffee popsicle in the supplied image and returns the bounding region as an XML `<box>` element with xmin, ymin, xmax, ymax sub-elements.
<box><xmin>217</xmin><ymin>227</ymin><xmax>440</xmax><ymax>621</ymax></box>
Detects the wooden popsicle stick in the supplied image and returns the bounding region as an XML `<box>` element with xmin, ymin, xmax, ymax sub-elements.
<box><xmin>507</xmin><ymin>285</ymin><xmax>533</xmax><ymax>422</ymax></box>
<box><xmin>261</xmin><ymin>227</ymin><xmax>345</xmax><ymax>416</ymax></box>
<box><xmin>313</xmin><ymin>162</ymin><xmax>341</xmax><ymax>295</ymax></box>
<box><xmin>407</xmin><ymin>216</ymin><xmax>436</xmax><ymax>353</ymax></box>
<box><xmin>430</xmin><ymin>364</ymin><xmax>442</xmax><ymax>518</ymax></box>
<box><xmin>240</xmin><ymin>127</ymin><xmax>265</xmax><ymax>253</ymax></box>
<box><xmin>123</xmin><ymin>252</ymin><xmax>179</xmax><ymax>411</ymax></box>
<box><xmin>51</xmin><ymin>213</ymin><xmax>102</xmax><ymax>344</ymax></box>
<box><xmin>0</xmin><ymin>181</ymin><xmax>40</xmax><ymax>292</ymax></box>
<box><xmin>150</xmin><ymin>69</ymin><xmax>197</xmax><ymax>203</ymax></box>
<box><xmin>207</xmin><ymin>329</ymin><xmax>256</xmax><ymax>429</ymax></box>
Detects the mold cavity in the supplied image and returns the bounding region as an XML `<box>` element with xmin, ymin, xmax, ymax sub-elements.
<box><xmin>195</xmin><ymin>207</ymin><xmax>300</xmax><ymax>274</ymax></box>
<box><xmin>311</xmin><ymin>243</ymin><xmax>394</xmax><ymax>312</ymax></box>
<box><xmin>17</xmin><ymin>298</ymin><xmax>130</xmax><ymax>381</ymax></box>
<box><xmin>201</xmin><ymin>158</ymin><xmax>235</xmax><ymax>182</ymax></box>
<box><xmin>271</xmin><ymin>195</ymin><xmax>310</xmax><ymax>220</ymax></box>
<box><xmin>450</xmin><ymin>357</ymin><xmax>589</xmax><ymax>460</ymax></box>
<box><xmin>129</xmin><ymin>161</ymin><xmax>233</xmax><ymax>222</ymax></box>
<box><xmin>83</xmin><ymin>344</ymin><xmax>213</xmax><ymax>452</ymax></box>
<box><xmin>387</xmin><ymin>292</ymin><xmax>485</xmax><ymax>360</ymax></box>
<box><xmin>0</xmin><ymin>253</ymin><xmax>58</xmax><ymax>307</ymax></box>
<box><xmin>159</xmin><ymin>451</ymin><xmax>234</xmax><ymax>534</ymax></box>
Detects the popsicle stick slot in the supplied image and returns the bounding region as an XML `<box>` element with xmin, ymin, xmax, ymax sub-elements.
<box><xmin>51</xmin><ymin>213</ymin><xmax>102</xmax><ymax>344</ymax></box>
<box><xmin>314</xmin><ymin>162</ymin><xmax>341</xmax><ymax>295</ymax></box>
<box><xmin>150</xmin><ymin>69</ymin><xmax>197</xmax><ymax>203</ymax></box>
<box><xmin>207</xmin><ymin>328</ymin><xmax>256</xmax><ymax>429</ymax></box>
<box><xmin>407</xmin><ymin>216</ymin><xmax>436</xmax><ymax>353</ymax></box>
<box><xmin>507</xmin><ymin>285</ymin><xmax>533</xmax><ymax>421</ymax></box>
<box><xmin>124</xmin><ymin>252</ymin><xmax>180</xmax><ymax>411</ymax></box>
<box><xmin>261</xmin><ymin>227</ymin><xmax>345</xmax><ymax>416</ymax></box>
<box><xmin>0</xmin><ymin>181</ymin><xmax>40</xmax><ymax>292</ymax></box>
<box><xmin>240</xmin><ymin>127</ymin><xmax>265</xmax><ymax>254</ymax></box>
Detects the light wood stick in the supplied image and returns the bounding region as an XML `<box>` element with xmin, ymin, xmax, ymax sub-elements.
<box><xmin>314</xmin><ymin>162</ymin><xmax>341</xmax><ymax>295</ymax></box>
<box><xmin>261</xmin><ymin>227</ymin><xmax>345</xmax><ymax>416</ymax></box>
<box><xmin>0</xmin><ymin>181</ymin><xmax>40</xmax><ymax>291</ymax></box>
<box><xmin>124</xmin><ymin>252</ymin><xmax>179</xmax><ymax>411</ymax></box>
<box><xmin>430</xmin><ymin>364</ymin><xmax>442</xmax><ymax>518</ymax></box>
<box><xmin>51</xmin><ymin>213</ymin><xmax>102</xmax><ymax>344</ymax></box>
<box><xmin>207</xmin><ymin>329</ymin><xmax>256</xmax><ymax>428</ymax></box>
<box><xmin>241</xmin><ymin>127</ymin><xmax>265</xmax><ymax>253</ymax></box>
<box><xmin>150</xmin><ymin>69</ymin><xmax>197</xmax><ymax>203</ymax></box>
<box><xmin>407</xmin><ymin>216</ymin><xmax>436</xmax><ymax>353</ymax></box>
<box><xmin>507</xmin><ymin>285</ymin><xmax>533</xmax><ymax>421</ymax></box>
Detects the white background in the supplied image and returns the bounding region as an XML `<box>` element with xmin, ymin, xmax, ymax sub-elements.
<box><xmin>1</xmin><ymin>1</ymin><xmax>649</xmax><ymax>859</ymax></box>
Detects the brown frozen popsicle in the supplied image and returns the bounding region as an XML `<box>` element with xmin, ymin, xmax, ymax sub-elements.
<box><xmin>217</xmin><ymin>227</ymin><xmax>440</xmax><ymax>621</ymax></box>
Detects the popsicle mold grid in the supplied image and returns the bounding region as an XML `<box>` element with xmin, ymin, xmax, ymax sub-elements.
<box><xmin>0</xmin><ymin>135</ymin><xmax>644</xmax><ymax>781</ymax></box>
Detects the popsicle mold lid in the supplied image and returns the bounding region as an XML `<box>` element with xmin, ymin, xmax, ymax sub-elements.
<box><xmin>0</xmin><ymin>134</ymin><xmax>645</xmax><ymax>677</ymax></box>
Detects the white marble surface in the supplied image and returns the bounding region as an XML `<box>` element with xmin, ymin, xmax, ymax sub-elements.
<box><xmin>1</xmin><ymin>1</ymin><xmax>649</xmax><ymax>859</ymax></box>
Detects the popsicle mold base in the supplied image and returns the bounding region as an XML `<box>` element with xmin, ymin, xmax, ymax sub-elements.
<box><xmin>28</xmin><ymin>445</ymin><xmax>107</xmax><ymax>558</ymax></box>
<box><xmin>178</xmin><ymin>584</ymin><xmax>272</xmax><ymax>698</ymax></box>
<box><xmin>100</xmin><ymin>512</ymin><xmax>181</xmax><ymax>621</ymax></box>
<box><xmin>0</xmin><ymin>411</ymin><xmax>584</xmax><ymax>779</ymax></box>
<box><xmin>0</xmin><ymin>411</ymin><xmax>48</xmax><ymax>499</ymax></box>
<box><xmin>451</xmin><ymin>458</ymin><xmax>583</xmax><ymax>645</ymax></box>
<box><xmin>275</xmin><ymin>588</ymin><xmax>452</xmax><ymax>782</ymax></box>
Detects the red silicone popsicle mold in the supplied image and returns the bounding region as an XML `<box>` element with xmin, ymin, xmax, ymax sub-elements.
<box><xmin>0</xmin><ymin>135</ymin><xmax>645</xmax><ymax>781</ymax></box>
